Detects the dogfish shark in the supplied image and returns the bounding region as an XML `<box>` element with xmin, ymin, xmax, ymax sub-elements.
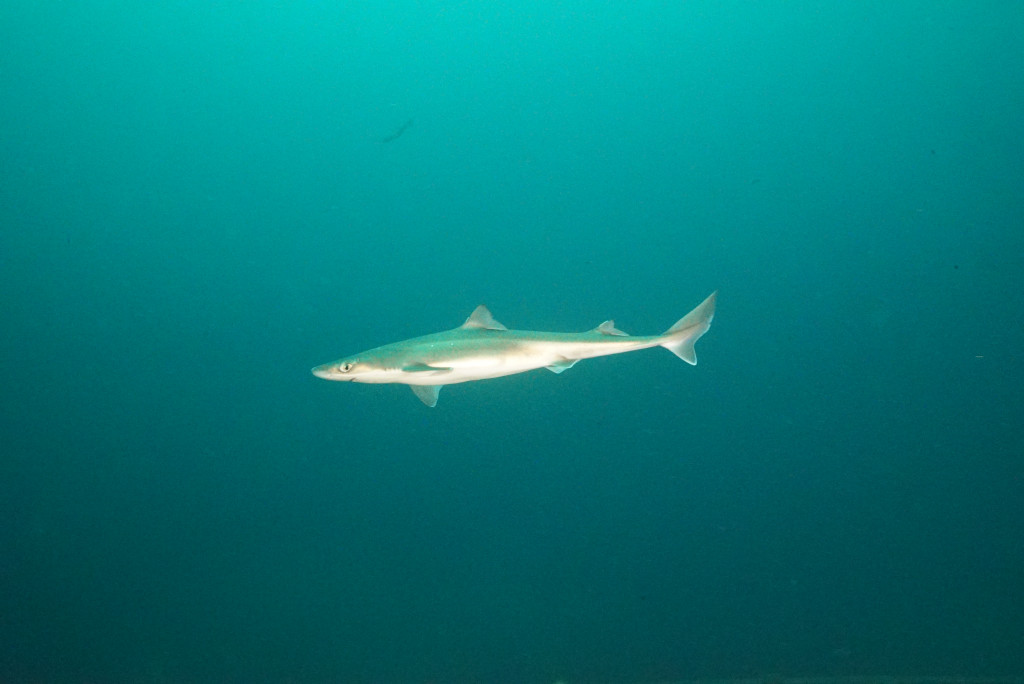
<box><xmin>312</xmin><ymin>291</ymin><xmax>717</xmax><ymax>406</ymax></box>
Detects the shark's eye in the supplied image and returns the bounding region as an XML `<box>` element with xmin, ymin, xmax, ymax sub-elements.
<box><xmin>339</xmin><ymin>362</ymin><xmax>353</xmax><ymax>373</ymax></box>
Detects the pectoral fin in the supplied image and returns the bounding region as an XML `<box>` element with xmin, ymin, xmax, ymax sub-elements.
<box><xmin>411</xmin><ymin>385</ymin><xmax>442</xmax><ymax>407</ymax></box>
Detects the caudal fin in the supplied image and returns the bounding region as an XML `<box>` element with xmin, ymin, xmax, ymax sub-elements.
<box><xmin>660</xmin><ymin>291</ymin><xmax>717</xmax><ymax>365</ymax></box>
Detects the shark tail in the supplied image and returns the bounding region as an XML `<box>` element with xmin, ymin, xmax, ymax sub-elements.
<box><xmin>660</xmin><ymin>291</ymin><xmax>717</xmax><ymax>365</ymax></box>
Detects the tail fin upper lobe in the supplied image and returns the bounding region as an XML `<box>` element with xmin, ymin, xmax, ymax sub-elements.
<box><xmin>660</xmin><ymin>291</ymin><xmax>717</xmax><ymax>365</ymax></box>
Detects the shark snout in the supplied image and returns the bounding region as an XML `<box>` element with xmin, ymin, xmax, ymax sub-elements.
<box><xmin>311</xmin><ymin>364</ymin><xmax>347</xmax><ymax>380</ymax></box>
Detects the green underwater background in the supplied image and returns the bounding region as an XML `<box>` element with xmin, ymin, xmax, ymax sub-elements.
<box><xmin>2</xmin><ymin>2</ymin><xmax>1023</xmax><ymax>682</ymax></box>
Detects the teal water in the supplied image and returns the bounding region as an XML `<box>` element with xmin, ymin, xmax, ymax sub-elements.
<box><xmin>2</xmin><ymin>2</ymin><xmax>1022</xmax><ymax>682</ymax></box>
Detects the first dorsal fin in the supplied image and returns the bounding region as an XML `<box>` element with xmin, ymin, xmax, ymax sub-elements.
<box><xmin>461</xmin><ymin>305</ymin><xmax>508</xmax><ymax>331</ymax></box>
<box><xmin>591</xmin><ymin>320</ymin><xmax>628</xmax><ymax>336</ymax></box>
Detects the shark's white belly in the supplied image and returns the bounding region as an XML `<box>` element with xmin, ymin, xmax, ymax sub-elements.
<box><xmin>361</xmin><ymin>338</ymin><xmax>655</xmax><ymax>386</ymax></box>
<box><xmin>400</xmin><ymin>351</ymin><xmax>560</xmax><ymax>385</ymax></box>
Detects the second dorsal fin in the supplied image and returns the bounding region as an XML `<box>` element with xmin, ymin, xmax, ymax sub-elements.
<box><xmin>591</xmin><ymin>320</ymin><xmax>628</xmax><ymax>336</ymax></box>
